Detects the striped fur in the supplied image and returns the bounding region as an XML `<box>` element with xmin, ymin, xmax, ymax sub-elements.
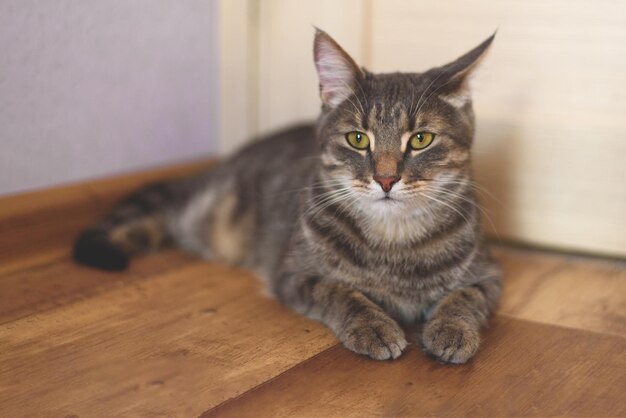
<box><xmin>74</xmin><ymin>30</ymin><xmax>501</xmax><ymax>364</ymax></box>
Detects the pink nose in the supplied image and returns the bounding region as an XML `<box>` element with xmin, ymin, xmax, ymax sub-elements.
<box><xmin>373</xmin><ymin>175</ymin><xmax>400</xmax><ymax>193</ymax></box>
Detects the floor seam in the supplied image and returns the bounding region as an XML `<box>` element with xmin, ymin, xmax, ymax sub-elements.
<box><xmin>197</xmin><ymin>343</ymin><xmax>341</xmax><ymax>417</ymax></box>
<box><xmin>199</xmin><ymin>313</ymin><xmax>626</xmax><ymax>416</ymax></box>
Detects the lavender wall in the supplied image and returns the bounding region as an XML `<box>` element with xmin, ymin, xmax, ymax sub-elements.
<box><xmin>0</xmin><ymin>1</ymin><xmax>217</xmax><ymax>195</ymax></box>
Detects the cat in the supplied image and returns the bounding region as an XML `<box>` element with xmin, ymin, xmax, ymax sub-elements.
<box><xmin>74</xmin><ymin>29</ymin><xmax>502</xmax><ymax>364</ymax></box>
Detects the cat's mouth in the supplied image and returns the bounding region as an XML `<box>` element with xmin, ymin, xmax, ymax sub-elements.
<box><xmin>375</xmin><ymin>193</ymin><xmax>401</xmax><ymax>203</ymax></box>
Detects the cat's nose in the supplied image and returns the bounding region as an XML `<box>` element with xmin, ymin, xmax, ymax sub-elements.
<box><xmin>373</xmin><ymin>175</ymin><xmax>400</xmax><ymax>193</ymax></box>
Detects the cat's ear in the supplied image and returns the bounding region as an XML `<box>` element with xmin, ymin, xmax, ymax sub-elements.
<box><xmin>435</xmin><ymin>32</ymin><xmax>496</xmax><ymax>106</ymax></box>
<box><xmin>313</xmin><ymin>28</ymin><xmax>363</xmax><ymax>108</ymax></box>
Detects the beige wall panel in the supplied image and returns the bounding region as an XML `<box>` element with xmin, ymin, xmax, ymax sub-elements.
<box><xmin>256</xmin><ymin>0</ymin><xmax>368</xmax><ymax>133</ymax></box>
<box><xmin>370</xmin><ymin>0</ymin><xmax>626</xmax><ymax>256</ymax></box>
<box><xmin>217</xmin><ymin>0</ymin><xmax>259</xmax><ymax>155</ymax></box>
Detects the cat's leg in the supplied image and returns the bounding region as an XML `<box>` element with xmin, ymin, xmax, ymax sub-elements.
<box><xmin>273</xmin><ymin>272</ymin><xmax>408</xmax><ymax>360</ymax></box>
<box><xmin>421</xmin><ymin>272</ymin><xmax>501</xmax><ymax>364</ymax></box>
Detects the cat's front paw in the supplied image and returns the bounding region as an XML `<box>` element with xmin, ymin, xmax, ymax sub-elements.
<box><xmin>421</xmin><ymin>316</ymin><xmax>479</xmax><ymax>364</ymax></box>
<box><xmin>340</xmin><ymin>310</ymin><xmax>407</xmax><ymax>360</ymax></box>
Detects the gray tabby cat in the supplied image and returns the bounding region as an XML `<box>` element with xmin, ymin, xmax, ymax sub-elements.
<box><xmin>74</xmin><ymin>29</ymin><xmax>502</xmax><ymax>364</ymax></box>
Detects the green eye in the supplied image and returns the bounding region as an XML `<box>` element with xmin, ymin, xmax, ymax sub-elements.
<box><xmin>345</xmin><ymin>131</ymin><xmax>370</xmax><ymax>150</ymax></box>
<box><xmin>409</xmin><ymin>132</ymin><xmax>435</xmax><ymax>150</ymax></box>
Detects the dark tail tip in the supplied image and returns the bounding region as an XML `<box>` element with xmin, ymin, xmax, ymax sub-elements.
<box><xmin>73</xmin><ymin>229</ymin><xmax>130</xmax><ymax>271</ymax></box>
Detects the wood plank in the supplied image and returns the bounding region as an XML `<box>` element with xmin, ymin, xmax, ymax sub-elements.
<box><xmin>0</xmin><ymin>250</ymin><xmax>194</xmax><ymax>325</ymax></box>
<box><xmin>0</xmin><ymin>158</ymin><xmax>213</xmax><ymax>275</ymax></box>
<box><xmin>0</xmin><ymin>262</ymin><xmax>336</xmax><ymax>418</ymax></box>
<box><xmin>495</xmin><ymin>245</ymin><xmax>626</xmax><ymax>337</ymax></box>
<box><xmin>203</xmin><ymin>316</ymin><xmax>626</xmax><ymax>418</ymax></box>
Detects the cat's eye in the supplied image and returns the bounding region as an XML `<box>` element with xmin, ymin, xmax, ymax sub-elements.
<box><xmin>409</xmin><ymin>132</ymin><xmax>435</xmax><ymax>150</ymax></box>
<box><xmin>345</xmin><ymin>131</ymin><xmax>370</xmax><ymax>150</ymax></box>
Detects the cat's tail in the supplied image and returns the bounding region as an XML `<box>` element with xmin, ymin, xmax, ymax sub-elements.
<box><xmin>73</xmin><ymin>181</ymin><xmax>182</xmax><ymax>271</ymax></box>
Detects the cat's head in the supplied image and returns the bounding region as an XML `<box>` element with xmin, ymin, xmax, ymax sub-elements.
<box><xmin>313</xmin><ymin>29</ymin><xmax>494</xmax><ymax>216</ymax></box>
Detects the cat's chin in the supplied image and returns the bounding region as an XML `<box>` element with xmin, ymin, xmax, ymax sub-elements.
<box><xmin>363</xmin><ymin>195</ymin><xmax>409</xmax><ymax>214</ymax></box>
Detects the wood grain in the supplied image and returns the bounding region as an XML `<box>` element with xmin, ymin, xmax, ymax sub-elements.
<box><xmin>204</xmin><ymin>317</ymin><xmax>626</xmax><ymax>418</ymax></box>
<box><xmin>0</xmin><ymin>262</ymin><xmax>335</xmax><ymax>418</ymax></box>
<box><xmin>495</xmin><ymin>245</ymin><xmax>626</xmax><ymax>337</ymax></box>
<box><xmin>0</xmin><ymin>250</ymin><xmax>194</xmax><ymax>325</ymax></box>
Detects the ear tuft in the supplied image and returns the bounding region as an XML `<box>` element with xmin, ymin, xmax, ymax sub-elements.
<box><xmin>436</xmin><ymin>32</ymin><xmax>496</xmax><ymax>106</ymax></box>
<box><xmin>444</xmin><ymin>31</ymin><xmax>496</xmax><ymax>80</ymax></box>
<box><xmin>313</xmin><ymin>29</ymin><xmax>362</xmax><ymax>108</ymax></box>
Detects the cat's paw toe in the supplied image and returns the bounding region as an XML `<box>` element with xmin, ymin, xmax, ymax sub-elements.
<box><xmin>342</xmin><ymin>314</ymin><xmax>407</xmax><ymax>360</ymax></box>
<box><xmin>421</xmin><ymin>317</ymin><xmax>479</xmax><ymax>364</ymax></box>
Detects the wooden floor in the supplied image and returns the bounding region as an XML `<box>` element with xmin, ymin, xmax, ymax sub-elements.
<box><xmin>1</xmin><ymin>161</ymin><xmax>625</xmax><ymax>417</ymax></box>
